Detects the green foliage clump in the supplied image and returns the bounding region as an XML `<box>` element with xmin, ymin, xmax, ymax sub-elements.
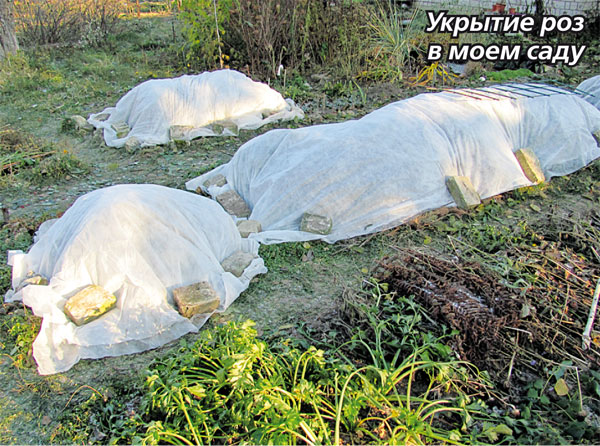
<box><xmin>0</xmin><ymin>128</ymin><xmax>53</xmax><ymax>177</ymax></box>
<box><xmin>364</xmin><ymin>5</ymin><xmax>424</xmax><ymax>82</ymax></box>
<box><xmin>0</xmin><ymin>222</ymin><xmax>35</xmax><ymax>295</ymax></box>
<box><xmin>178</xmin><ymin>0</ymin><xmax>233</xmax><ymax>70</ymax></box>
<box><xmin>487</xmin><ymin>68</ymin><xmax>535</xmax><ymax>82</ymax></box>
<box><xmin>29</xmin><ymin>151</ymin><xmax>89</xmax><ymax>182</ymax></box>
<box><xmin>0</xmin><ymin>127</ymin><xmax>87</xmax><ymax>183</ymax></box>
<box><xmin>0</xmin><ymin>308</ymin><xmax>40</xmax><ymax>369</ymax></box>
<box><xmin>140</xmin><ymin>282</ymin><xmax>487</xmax><ymax>445</ymax></box>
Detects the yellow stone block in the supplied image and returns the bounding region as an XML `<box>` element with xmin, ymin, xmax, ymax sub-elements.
<box><xmin>64</xmin><ymin>285</ymin><xmax>116</xmax><ymax>326</ymax></box>
<box><xmin>515</xmin><ymin>148</ymin><xmax>545</xmax><ymax>184</ymax></box>
<box><xmin>446</xmin><ymin>176</ymin><xmax>481</xmax><ymax>210</ymax></box>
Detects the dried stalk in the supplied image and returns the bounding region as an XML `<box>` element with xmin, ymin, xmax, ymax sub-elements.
<box><xmin>582</xmin><ymin>279</ymin><xmax>600</xmax><ymax>350</ymax></box>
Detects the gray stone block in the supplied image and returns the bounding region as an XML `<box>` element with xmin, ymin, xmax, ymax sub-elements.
<box><xmin>300</xmin><ymin>213</ymin><xmax>332</xmax><ymax>235</ymax></box>
<box><xmin>515</xmin><ymin>148</ymin><xmax>545</xmax><ymax>184</ymax></box>
<box><xmin>111</xmin><ymin>121</ymin><xmax>130</xmax><ymax>139</ymax></box>
<box><xmin>446</xmin><ymin>176</ymin><xmax>481</xmax><ymax>210</ymax></box>
<box><xmin>70</xmin><ymin>115</ymin><xmax>94</xmax><ymax>132</ymax></box>
<box><xmin>195</xmin><ymin>186</ymin><xmax>209</xmax><ymax>197</ymax></box>
<box><xmin>221</xmin><ymin>251</ymin><xmax>255</xmax><ymax>277</ymax></box>
<box><xmin>211</xmin><ymin>120</ymin><xmax>238</xmax><ymax>136</ymax></box>
<box><xmin>124</xmin><ymin>136</ymin><xmax>141</xmax><ymax>153</ymax></box>
<box><xmin>172</xmin><ymin>282</ymin><xmax>220</xmax><ymax>318</ymax></box>
<box><xmin>95</xmin><ymin>112</ymin><xmax>110</xmax><ymax>122</ymax></box>
<box><xmin>216</xmin><ymin>190</ymin><xmax>251</xmax><ymax>218</ymax></box>
<box><xmin>237</xmin><ymin>220</ymin><xmax>262</xmax><ymax>238</ymax></box>
<box><xmin>64</xmin><ymin>285</ymin><xmax>116</xmax><ymax>326</ymax></box>
<box><xmin>169</xmin><ymin>125</ymin><xmax>194</xmax><ymax>142</ymax></box>
<box><xmin>203</xmin><ymin>174</ymin><xmax>227</xmax><ymax>188</ymax></box>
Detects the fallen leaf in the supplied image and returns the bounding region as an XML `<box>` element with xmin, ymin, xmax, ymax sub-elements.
<box><xmin>555</xmin><ymin>378</ymin><xmax>569</xmax><ymax>396</ymax></box>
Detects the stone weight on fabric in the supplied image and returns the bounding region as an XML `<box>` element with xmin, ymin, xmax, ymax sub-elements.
<box><xmin>515</xmin><ymin>148</ymin><xmax>545</xmax><ymax>184</ymax></box>
<box><xmin>111</xmin><ymin>121</ymin><xmax>130</xmax><ymax>138</ymax></box>
<box><xmin>64</xmin><ymin>285</ymin><xmax>117</xmax><ymax>326</ymax></box>
<box><xmin>237</xmin><ymin>220</ymin><xmax>262</xmax><ymax>238</ymax></box>
<box><xmin>222</xmin><ymin>251</ymin><xmax>255</xmax><ymax>277</ymax></box>
<box><xmin>301</xmin><ymin>213</ymin><xmax>333</xmax><ymax>235</ymax></box>
<box><xmin>173</xmin><ymin>282</ymin><xmax>220</xmax><ymax>318</ymax></box>
<box><xmin>217</xmin><ymin>190</ymin><xmax>251</xmax><ymax>218</ymax></box>
<box><xmin>204</xmin><ymin>174</ymin><xmax>227</xmax><ymax>188</ymax></box>
<box><xmin>446</xmin><ymin>177</ymin><xmax>481</xmax><ymax>210</ymax></box>
<box><xmin>69</xmin><ymin>115</ymin><xmax>94</xmax><ymax>132</ymax></box>
<box><xmin>124</xmin><ymin>136</ymin><xmax>141</xmax><ymax>153</ymax></box>
<box><xmin>15</xmin><ymin>273</ymin><xmax>48</xmax><ymax>293</ymax></box>
<box><xmin>170</xmin><ymin>125</ymin><xmax>194</xmax><ymax>142</ymax></box>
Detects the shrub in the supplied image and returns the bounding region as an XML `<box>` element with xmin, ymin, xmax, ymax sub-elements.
<box><xmin>178</xmin><ymin>0</ymin><xmax>233</xmax><ymax>70</ymax></box>
<box><xmin>230</xmin><ymin>0</ymin><xmax>370</xmax><ymax>78</ymax></box>
<box><xmin>13</xmin><ymin>0</ymin><xmax>124</xmax><ymax>47</ymax></box>
<box><xmin>179</xmin><ymin>0</ymin><xmax>371</xmax><ymax>78</ymax></box>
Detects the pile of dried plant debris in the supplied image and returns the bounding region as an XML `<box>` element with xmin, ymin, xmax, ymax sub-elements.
<box><xmin>373</xmin><ymin>244</ymin><xmax>600</xmax><ymax>382</ymax></box>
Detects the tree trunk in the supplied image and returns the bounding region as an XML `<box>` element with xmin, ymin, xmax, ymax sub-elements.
<box><xmin>0</xmin><ymin>0</ymin><xmax>19</xmax><ymax>60</ymax></box>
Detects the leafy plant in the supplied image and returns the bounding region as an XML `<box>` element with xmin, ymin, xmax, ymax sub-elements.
<box><xmin>487</xmin><ymin>68</ymin><xmax>535</xmax><ymax>82</ymax></box>
<box><xmin>0</xmin><ymin>128</ymin><xmax>54</xmax><ymax>177</ymax></box>
<box><xmin>365</xmin><ymin>2</ymin><xmax>424</xmax><ymax>82</ymax></box>
<box><xmin>140</xmin><ymin>280</ymin><xmax>488</xmax><ymax>445</ymax></box>
<box><xmin>29</xmin><ymin>150</ymin><xmax>89</xmax><ymax>182</ymax></box>
<box><xmin>178</xmin><ymin>0</ymin><xmax>233</xmax><ymax>70</ymax></box>
<box><xmin>0</xmin><ymin>307</ymin><xmax>40</xmax><ymax>369</ymax></box>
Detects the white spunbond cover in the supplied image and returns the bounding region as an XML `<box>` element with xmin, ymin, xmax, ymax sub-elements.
<box><xmin>187</xmin><ymin>83</ymin><xmax>600</xmax><ymax>244</ymax></box>
<box><xmin>578</xmin><ymin>75</ymin><xmax>600</xmax><ymax>109</ymax></box>
<box><xmin>88</xmin><ymin>69</ymin><xmax>304</xmax><ymax>148</ymax></box>
<box><xmin>5</xmin><ymin>185</ymin><xmax>267</xmax><ymax>375</ymax></box>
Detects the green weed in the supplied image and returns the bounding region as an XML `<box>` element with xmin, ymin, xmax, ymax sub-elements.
<box><xmin>178</xmin><ymin>0</ymin><xmax>232</xmax><ymax>70</ymax></box>
<box><xmin>0</xmin><ymin>217</ymin><xmax>38</xmax><ymax>294</ymax></box>
<box><xmin>365</xmin><ymin>4</ymin><xmax>424</xmax><ymax>82</ymax></box>
<box><xmin>138</xmin><ymin>280</ymin><xmax>489</xmax><ymax>445</ymax></box>
<box><xmin>29</xmin><ymin>151</ymin><xmax>89</xmax><ymax>182</ymax></box>
<box><xmin>487</xmin><ymin>68</ymin><xmax>535</xmax><ymax>82</ymax></box>
<box><xmin>0</xmin><ymin>307</ymin><xmax>40</xmax><ymax>369</ymax></box>
<box><xmin>0</xmin><ymin>126</ymin><xmax>87</xmax><ymax>183</ymax></box>
<box><xmin>0</xmin><ymin>128</ymin><xmax>54</xmax><ymax>177</ymax></box>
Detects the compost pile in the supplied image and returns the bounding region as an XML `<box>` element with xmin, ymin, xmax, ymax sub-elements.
<box><xmin>375</xmin><ymin>247</ymin><xmax>600</xmax><ymax>379</ymax></box>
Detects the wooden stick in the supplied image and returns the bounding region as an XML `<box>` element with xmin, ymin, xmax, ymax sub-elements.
<box><xmin>582</xmin><ymin>279</ymin><xmax>600</xmax><ymax>350</ymax></box>
<box><xmin>1</xmin><ymin>151</ymin><xmax>55</xmax><ymax>173</ymax></box>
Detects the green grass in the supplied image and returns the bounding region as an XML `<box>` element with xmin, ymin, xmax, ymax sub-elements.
<box><xmin>0</xmin><ymin>16</ymin><xmax>183</xmax><ymax>135</ymax></box>
<box><xmin>486</xmin><ymin>68</ymin><xmax>535</xmax><ymax>82</ymax></box>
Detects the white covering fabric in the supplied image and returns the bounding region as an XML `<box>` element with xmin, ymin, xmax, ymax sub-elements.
<box><xmin>6</xmin><ymin>185</ymin><xmax>267</xmax><ymax>375</ymax></box>
<box><xmin>88</xmin><ymin>69</ymin><xmax>304</xmax><ymax>148</ymax></box>
<box><xmin>578</xmin><ymin>75</ymin><xmax>600</xmax><ymax>110</ymax></box>
<box><xmin>187</xmin><ymin>84</ymin><xmax>600</xmax><ymax>244</ymax></box>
